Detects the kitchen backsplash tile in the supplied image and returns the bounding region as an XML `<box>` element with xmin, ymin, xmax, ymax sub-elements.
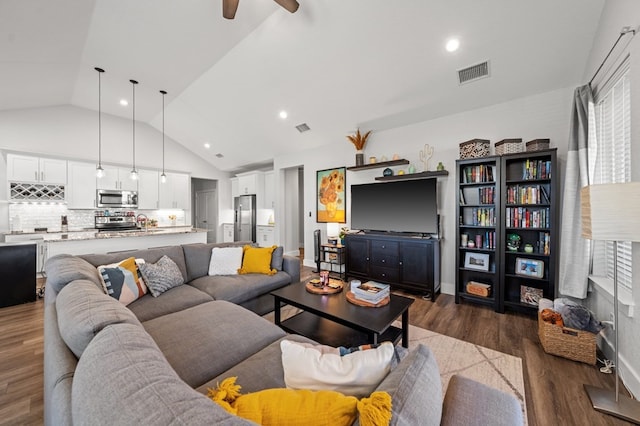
<box><xmin>8</xmin><ymin>204</ymin><xmax>187</xmax><ymax>233</ymax></box>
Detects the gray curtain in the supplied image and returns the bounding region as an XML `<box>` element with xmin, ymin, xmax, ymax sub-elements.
<box><xmin>558</xmin><ymin>85</ymin><xmax>593</xmax><ymax>299</ymax></box>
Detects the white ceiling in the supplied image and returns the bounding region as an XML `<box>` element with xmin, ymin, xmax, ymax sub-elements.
<box><xmin>0</xmin><ymin>0</ymin><xmax>605</xmax><ymax>172</ymax></box>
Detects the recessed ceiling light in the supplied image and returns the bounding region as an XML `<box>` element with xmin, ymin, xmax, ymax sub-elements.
<box><xmin>120</xmin><ymin>99</ymin><xmax>128</xmax><ymax>106</ymax></box>
<box><xmin>279</xmin><ymin>110</ymin><xmax>288</xmax><ymax>119</ymax></box>
<box><xmin>204</xmin><ymin>143</ymin><xmax>211</xmax><ymax>149</ymax></box>
<box><xmin>446</xmin><ymin>38</ymin><xmax>460</xmax><ymax>52</ymax></box>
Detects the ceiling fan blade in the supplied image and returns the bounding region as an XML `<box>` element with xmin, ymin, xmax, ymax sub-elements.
<box><xmin>273</xmin><ymin>0</ymin><xmax>299</xmax><ymax>13</ymax></box>
<box><xmin>222</xmin><ymin>0</ymin><xmax>239</xmax><ymax>19</ymax></box>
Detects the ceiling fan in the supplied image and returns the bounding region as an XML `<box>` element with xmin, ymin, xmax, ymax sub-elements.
<box><xmin>223</xmin><ymin>0</ymin><xmax>299</xmax><ymax>19</ymax></box>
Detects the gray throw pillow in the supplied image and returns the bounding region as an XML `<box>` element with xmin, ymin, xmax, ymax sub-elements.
<box><xmin>271</xmin><ymin>246</ymin><xmax>284</xmax><ymax>271</ymax></box>
<box><xmin>139</xmin><ymin>255</ymin><xmax>184</xmax><ymax>297</ymax></box>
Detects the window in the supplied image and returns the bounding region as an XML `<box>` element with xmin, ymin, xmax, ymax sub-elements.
<box><xmin>589</xmin><ymin>67</ymin><xmax>632</xmax><ymax>290</ymax></box>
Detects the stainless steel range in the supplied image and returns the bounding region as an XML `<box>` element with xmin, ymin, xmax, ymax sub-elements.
<box><xmin>94</xmin><ymin>211</ymin><xmax>138</xmax><ymax>231</ymax></box>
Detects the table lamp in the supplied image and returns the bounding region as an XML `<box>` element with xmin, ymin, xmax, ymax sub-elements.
<box><xmin>580</xmin><ymin>182</ymin><xmax>640</xmax><ymax>423</ymax></box>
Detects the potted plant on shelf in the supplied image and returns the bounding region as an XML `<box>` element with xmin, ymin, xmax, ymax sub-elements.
<box><xmin>347</xmin><ymin>129</ymin><xmax>372</xmax><ymax>166</ymax></box>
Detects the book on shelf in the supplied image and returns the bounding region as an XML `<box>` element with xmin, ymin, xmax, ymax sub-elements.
<box><xmin>352</xmin><ymin>281</ymin><xmax>390</xmax><ymax>304</ymax></box>
<box><xmin>522</xmin><ymin>159</ymin><xmax>552</xmax><ymax>180</ymax></box>
<box><xmin>463</xmin><ymin>165</ymin><xmax>494</xmax><ymax>183</ymax></box>
<box><xmin>505</xmin><ymin>207</ymin><xmax>549</xmax><ymax>228</ymax></box>
<box><xmin>506</xmin><ymin>184</ymin><xmax>550</xmax><ymax>205</ymax></box>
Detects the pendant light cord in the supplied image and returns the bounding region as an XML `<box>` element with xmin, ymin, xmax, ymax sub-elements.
<box><xmin>160</xmin><ymin>90</ymin><xmax>167</xmax><ymax>175</ymax></box>
<box><xmin>95</xmin><ymin>67</ymin><xmax>105</xmax><ymax>169</ymax></box>
<box><xmin>130</xmin><ymin>79</ymin><xmax>139</xmax><ymax>172</ymax></box>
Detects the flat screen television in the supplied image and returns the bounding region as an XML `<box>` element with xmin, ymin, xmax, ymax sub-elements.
<box><xmin>350</xmin><ymin>178</ymin><xmax>438</xmax><ymax>235</ymax></box>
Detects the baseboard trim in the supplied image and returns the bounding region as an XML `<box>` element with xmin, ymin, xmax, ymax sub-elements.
<box><xmin>599</xmin><ymin>331</ymin><xmax>640</xmax><ymax>399</ymax></box>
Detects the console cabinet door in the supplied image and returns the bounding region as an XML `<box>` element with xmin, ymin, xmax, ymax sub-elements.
<box><xmin>399</xmin><ymin>241</ymin><xmax>431</xmax><ymax>288</ymax></box>
<box><xmin>345</xmin><ymin>236</ymin><xmax>369</xmax><ymax>277</ymax></box>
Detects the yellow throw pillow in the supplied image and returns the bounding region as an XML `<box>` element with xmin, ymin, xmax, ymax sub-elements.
<box><xmin>238</xmin><ymin>245</ymin><xmax>277</xmax><ymax>275</ymax></box>
<box><xmin>208</xmin><ymin>377</ymin><xmax>391</xmax><ymax>426</ymax></box>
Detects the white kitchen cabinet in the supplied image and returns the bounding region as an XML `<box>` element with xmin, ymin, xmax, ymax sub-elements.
<box><xmin>137</xmin><ymin>169</ymin><xmax>159</xmax><ymax>210</ymax></box>
<box><xmin>222</xmin><ymin>223</ymin><xmax>234</xmax><ymax>243</ymax></box>
<box><xmin>7</xmin><ymin>154</ymin><xmax>66</xmax><ymax>184</ymax></box>
<box><xmin>97</xmin><ymin>166</ymin><xmax>139</xmax><ymax>191</ymax></box>
<box><xmin>159</xmin><ymin>172</ymin><xmax>190</xmax><ymax>209</ymax></box>
<box><xmin>263</xmin><ymin>171</ymin><xmax>275</xmax><ymax>209</ymax></box>
<box><xmin>67</xmin><ymin>161</ymin><xmax>97</xmax><ymax>209</ymax></box>
<box><xmin>231</xmin><ymin>177</ymin><xmax>239</xmax><ymax>205</ymax></box>
<box><xmin>256</xmin><ymin>225</ymin><xmax>275</xmax><ymax>247</ymax></box>
<box><xmin>236</xmin><ymin>172</ymin><xmax>263</xmax><ymax>196</ymax></box>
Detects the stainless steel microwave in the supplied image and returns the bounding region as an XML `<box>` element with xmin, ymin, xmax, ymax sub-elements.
<box><xmin>96</xmin><ymin>189</ymin><xmax>138</xmax><ymax>208</ymax></box>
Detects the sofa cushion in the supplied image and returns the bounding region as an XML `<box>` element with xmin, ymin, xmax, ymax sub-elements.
<box><xmin>182</xmin><ymin>242</ymin><xmax>250</xmax><ymax>281</ymax></box>
<box><xmin>281</xmin><ymin>340</ymin><xmax>395</xmax><ymax>398</ymax></box>
<box><xmin>44</xmin><ymin>254</ymin><xmax>102</xmax><ymax>293</ymax></box>
<box><xmin>189</xmin><ymin>272</ymin><xmax>291</xmax><ymax>304</ymax></box>
<box><xmin>138</xmin><ymin>255</ymin><xmax>184</xmax><ymax>297</ymax></box>
<box><xmin>142</xmin><ymin>300</ymin><xmax>286</xmax><ymax>388</ymax></box>
<box><xmin>80</xmin><ymin>245</ymin><xmax>189</xmax><ymax>283</ymax></box>
<box><xmin>239</xmin><ymin>245</ymin><xmax>277</xmax><ymax>275</ymax></box>
<box><xmin>208</xmin><ymin>246</ymin><xmax>244</xmax><ymax>276</ymax></box>
<box><xmin>127</xmin><ymin>284</ymin><xmax>213</xmax><ymax>322</ymax></box>
<box><xmin>196</xmin><ymin>335</ymin><xmax>315</xmax><ymax>395</ymax></box>
<box><xmin>97</xmin><ymin>257</ymin><xmax>148</xmax><ymax>305</ymax></box>
<box><xmin>372</xmin><ymin>343</ymin><xmax>443</xmax><ymax>426</ymax></box>
<box><xmin>72</xmin><ymin>323</ymin><xmax>253</xmax><ymax>426</ymax></box>
<box><xmin>56</xmin><ymin>280</ymin><xmax>142</xmax><ymax>358</ymax></box>
<box><xmin>441</xmin><ymin>375</ymin><xmax>524</xmax><ymax>426</ymax></box>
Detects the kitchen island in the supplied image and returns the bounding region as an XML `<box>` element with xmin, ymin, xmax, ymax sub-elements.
<box><xmin>3</xmin><ymin>227</ymin><xmax>207</xmax><ymax>273</ymax></box>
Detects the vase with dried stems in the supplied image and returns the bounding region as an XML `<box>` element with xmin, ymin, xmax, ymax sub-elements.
<box><xmin>347</xmin><ymin>129</ymin><xmax>372</xmax><ymax>166</ymax></box>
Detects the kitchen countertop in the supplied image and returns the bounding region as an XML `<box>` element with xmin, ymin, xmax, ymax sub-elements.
<box><xmin>4</xmin><ymin>227</ymin><xmax>205</xmax><ymax>242</ymax></box>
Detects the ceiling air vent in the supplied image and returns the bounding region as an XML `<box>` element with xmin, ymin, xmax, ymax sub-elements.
<box><xmin>295</xmin><ymin>123</ymin><xmax>311</xmax><ymax>133</ymax></box>
<box><xmin>215</xmin><ymin>153</ymin><xmax>224</xmax><ymax>158</ymax></box>
<box><xmin>457</xmin><ymin>61</ymin><xmax>490</xmax><ymax>85</ymax></box>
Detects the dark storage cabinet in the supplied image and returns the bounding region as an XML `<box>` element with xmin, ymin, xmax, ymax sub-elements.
<box><xmin>0</xmin><ymin>242</ymin><xmax>36</xmax><ymax>308</ymax></box>
<box><xmin>345</xmin><ymin>233</ymin><xmax>440</xmax><ymax>300</ymax></box>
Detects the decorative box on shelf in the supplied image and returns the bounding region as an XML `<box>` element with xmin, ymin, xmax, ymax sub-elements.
<box><xmin>538</xmin><ymin>311</ymin><xmax>596</xmax><ymax>365</ymax></box>
<box><xmin>526</xmin><ymin>139</ymin><xmax>550</xmax><ymax>152</ymax></box>
<box><xmin>494</xmin><ymin>138</ymin><xmax>523</xmax><ymax>155</ymax></box>
<box><xmin>466</xmin><ymin>281</ymin><xmax>491</xmax><ymax>297</ymax></box>
<box><xmin>459</xmin><ymin>139</ymin><xmax>490</xmax><ymax>159</ymax></box>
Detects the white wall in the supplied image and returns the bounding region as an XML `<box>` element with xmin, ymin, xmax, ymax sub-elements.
<box><xmin>276</xmin><ymin>87</ymin><xmax>574</xmax><ymax>294</ymax></box>
<box><xmin>581</xmin><ymin>0</ymin><xmax>640</xmax><ymax>399</ymax></box>
<box><xmin>0</xmin><ymin>105</ymin><xmax>232</xmax><ymax>239</ymax></box>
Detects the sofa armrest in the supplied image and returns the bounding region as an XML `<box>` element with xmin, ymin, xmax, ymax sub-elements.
<box><xmin>282</xmin><ymin>255</ymin><xmax>300</xmax><ymax>283</ymax></box>
<box><xmin>441</xmin><ymin>375</ymin><xmax>524</xmax><ymax>426</ymax></box>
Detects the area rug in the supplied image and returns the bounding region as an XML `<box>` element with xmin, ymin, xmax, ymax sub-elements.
<box><xmin>265</xmin><ymin>306</ymin><xmax>527</xmax><ymax>424</ymax></box>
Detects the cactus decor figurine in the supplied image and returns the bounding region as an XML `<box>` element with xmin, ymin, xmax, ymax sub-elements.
<box><xmin>420</xmin><ymin>144</ymin><xmax>434</xmax><ymax>171</ymax></box>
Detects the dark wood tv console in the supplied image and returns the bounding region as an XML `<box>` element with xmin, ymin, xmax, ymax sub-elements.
<box><xmin>344</xmin><ymin>233</ymin><xmax>440</xmax><ymax>301</ymax></box>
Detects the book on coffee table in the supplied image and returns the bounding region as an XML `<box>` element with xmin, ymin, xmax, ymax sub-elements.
<box><xmin>352</xmin><ymin>281</ymin><xmax>390</xmax><ymax>304</ymax></box>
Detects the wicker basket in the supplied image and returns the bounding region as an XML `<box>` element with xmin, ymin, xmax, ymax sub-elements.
<box><xmin>494</xmin><ymin>139</ymin><xmax>523</xmax><ymax>155</ymax></box>
<box><xmin>526</xmin><ymin>139</ymin><xmax>550</xmax><ymax>152</ymax></box>
<box><xmin>459</xmin><ymin>139</ymin><xmax>490</xmax><ymax>159</ymax></box>
<box><xmin>538</xmin><ymin>311</ymin><xmax>596</xmax><ymax>365</ymax></box>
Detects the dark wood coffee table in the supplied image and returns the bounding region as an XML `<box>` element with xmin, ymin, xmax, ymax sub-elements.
<box><xmin>271</xmin><ymin>282</ymin><xmax>414</xmax><ymax>348</ymax></box>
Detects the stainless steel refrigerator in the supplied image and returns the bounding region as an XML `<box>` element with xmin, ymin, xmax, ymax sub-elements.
<box><xmin>234</xmin><ymin>195</ymin><xmax>256</xmax><ymax>242</ymax></box>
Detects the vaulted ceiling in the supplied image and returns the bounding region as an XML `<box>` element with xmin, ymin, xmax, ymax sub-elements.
<box><xmin>0</xmin><ymin>0</ymin><xmax>605</xmax><ymax>172</ymax></box>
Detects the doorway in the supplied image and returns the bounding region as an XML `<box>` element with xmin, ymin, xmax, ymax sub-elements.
<box><xmin>192</xmin><ymin>178</ymin><xmax>218</xmax><ymax>243</ymax></box>
<box><xmin>282</xmin><ymin>166</ymin><xmax>304</xmax><ymax>257</ymax></box>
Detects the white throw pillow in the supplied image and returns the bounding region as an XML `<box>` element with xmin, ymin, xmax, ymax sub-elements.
<box><xmin>208</xmin><ymin>246</ymin><xmax>244</xmax><ymax>276</ymax></box>
<box><xmin>280</xmin><ymin>340</ymin><xmax>395</xmax><ymax>398</ymax></box>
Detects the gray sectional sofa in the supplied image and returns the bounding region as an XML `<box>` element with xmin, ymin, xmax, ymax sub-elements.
<box><xmin>44</xmin><ymin>241</ymin><xmax>524</xmax><ymax>425</ymax></box>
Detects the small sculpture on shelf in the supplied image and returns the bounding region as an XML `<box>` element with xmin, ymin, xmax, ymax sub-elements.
<box><xmin>419</xmin><ymin>144</ymin><xmax>434</xmax><ymax>171</ymax></box>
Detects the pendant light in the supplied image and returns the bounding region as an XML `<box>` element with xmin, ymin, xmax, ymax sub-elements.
<box><xmin>160</xmin><ymin>90</ymin><xmax>167</xmax><ymax>183</ymax></box>
<box><xmin>129</xmin><ymin>79</ymin><xmax>139</xmax><ymax>180</ymax></box>
<box><xmin>95</xmin><ymin>67</ymin><xmax>105</xmax><ymax>178</ymax></box>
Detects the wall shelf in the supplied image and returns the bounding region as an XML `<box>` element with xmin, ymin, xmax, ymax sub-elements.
<box><xmin>346</xmin><ymin>159</ymin><xmax>409</xmax><ymax>171</ymax></box>
<box><xmin>374</xmin><ymin>170</ymin><xmax>449</xmax><ymax>181</ymax></box>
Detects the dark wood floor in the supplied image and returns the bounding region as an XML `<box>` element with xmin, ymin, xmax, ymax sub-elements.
<box><xmin>0</xmin><ymin>270</ymin><xmax>634</xmax><ymax>425</ymax></box>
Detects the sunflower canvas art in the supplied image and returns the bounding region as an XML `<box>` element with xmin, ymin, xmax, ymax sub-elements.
<box><xmin>317</xmin><ymin>167</ymin><xmax>346</xmax><ymax>223</ymax></box>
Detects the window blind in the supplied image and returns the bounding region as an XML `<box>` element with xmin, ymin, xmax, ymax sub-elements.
<box><xmin>590</xmin><ymin>68</ymin><xmax>632</xmax><ymax>290</ymax></box>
